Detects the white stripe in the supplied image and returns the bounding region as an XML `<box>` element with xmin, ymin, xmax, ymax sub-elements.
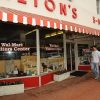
<box><xmin>74</xmin><ymin>27</ymin><xmax>77</xmax><ymax>32</ymax></box>
<box><xmin>2</xmin><ymin>12</ymin><xmax>7</xmax><ymax>21</ymax></box>
<box><xmin>47</xmin><ymin>21</ymin><xmax>50</xmax><ymax>28</ymax></box>
<box><xmin>70</xmin><ymin>26</ymin><xmax>73</xmax><ymax>31</ymax></box>
<box><xmin>83</xmin><ymin>28</ymin><xmax>85</xmax><ymax>33</ymax></box>
<box><xmin>54</xmin><ymin>22</ymin><xmax>57</xmax><ymax>29</ymax></box>
<box><xmin>78</xmin><ymin>28</ymin><xmax>81</xmax><ymax>33</ymax></box>
<box><xmin>32</xmin><ymin>18</ymin><xmax>36</xmax><ymax>26</ymax></box>
<box><xmin>40</xmin><ymin>20</ymin><xmax>44</xmax><ymax>27</ymax></box>
<box><xmin>23</xmin><ymin>16</ymin><xmax>27</xmax><ymax>24</ymax></box>
<box><xmin>60</xmin><ymin>24</ymin><xmax>62</xmax><ymax>30</ymax></box>
<box><xmin>13</xmin><ymin>14</ymin><xmax>18</xmax><ymax>23</ymax></box>
<box><xmin>65</xmin><ymin>25</ymin><xmax>68</xmax><ymax>30</ymax></box>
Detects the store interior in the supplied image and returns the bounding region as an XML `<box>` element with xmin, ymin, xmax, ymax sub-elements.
<box><xmin>0</xmin><ymin>20</ymin><xmax>100</xmax><ymax>78</ymax></box>
<box><xmin>0</xmin><ymin>21</ymin><xmax>64</xmax><ymax>78</ymax></box>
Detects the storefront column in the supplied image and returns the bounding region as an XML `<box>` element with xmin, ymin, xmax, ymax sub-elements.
<box><xmin>63</xmin><ymin>33</ymin><xmax>67</xmax><ymax>70</ymax></box>
<box><xmin>36</xmin><ymin>29</ymin><xmax>41</xmax><ymax>87</ymax></box>
<box><xmin>74</xmin><ymin>40</ymin><xmax>79</xmax><ymax>70</ymax></box>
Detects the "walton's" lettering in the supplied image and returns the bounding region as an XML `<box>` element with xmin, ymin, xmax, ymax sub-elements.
<box><xmin>16</xmin><ymin>0</ymin><xmax>78</xmax><ymax>19</ymax></box>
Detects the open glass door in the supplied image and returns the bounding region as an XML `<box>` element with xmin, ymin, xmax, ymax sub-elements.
<box><xmin>66</xmin><ymin>43</ymin><xmax>75</xmax><ymax>71</ymax></box>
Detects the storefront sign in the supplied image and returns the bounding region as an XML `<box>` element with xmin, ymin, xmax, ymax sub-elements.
<box><xmin>45</xmin><ymin>44</ymin><xmax>62</xmax><ymax>51</ymax></box>
<box><xmin>93</xmin><ymin>16</ymin><xmax>100</xmax><ymax>25</ymax></box>
<box><xmin>0</xmin><ymin>43</ymin><xmax>30</xmax><ymax>51</ymax></box>
<box><xmin>0</xmin><ymin>0</ymin><xmax>100</xmax><ymax>30</ymax></box>
<box><xmin>0</xmin><ymin>0</ymin><xmax>77</xmax><ymax>19</ymax></box>
<box><xmin>17</xmin><ymin>0</ymin><xmax>77</xmax><ymax>19</ymax></box>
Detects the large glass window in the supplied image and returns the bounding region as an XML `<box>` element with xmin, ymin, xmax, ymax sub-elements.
<box><xmin>40</xmin><ymin>29</ymin><xmax>64</xmax><ymax>74</ymax></box>
<box><xmin>0</xmin><ymin>22</ymin><xmax>37</xmax><ymax>78</ymax></box>
<box><xmin>78</xmin><ymin>44</ymin><xmax>91</xmax><ymax>65</ymax></box>
<box><xmin>0</xmin><ymin>22</ymin><xmax>64</xmax><ymax>78</ymax></box>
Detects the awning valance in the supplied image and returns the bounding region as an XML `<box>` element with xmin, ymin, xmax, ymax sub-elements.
<box><xmin>0</xmin><ymin>7</ymin><xmax>100</xmax><ymax>36</ymax></box>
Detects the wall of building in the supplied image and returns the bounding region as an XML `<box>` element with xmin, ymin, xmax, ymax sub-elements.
<box><xmin>0</xmin><ymin>0</ymin><xmax>99</xmax><ymax>30</ymax></box>
<box><xmin>74</xmin><ymin>0</ymin><xmax>97</xmax><ymax>14</ymax></box>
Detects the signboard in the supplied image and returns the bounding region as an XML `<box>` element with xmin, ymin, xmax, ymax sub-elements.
<box><xmin>45</xmin><ymin>44</ymin><xmax>62</xmax><ymax>51</ymax></box>
<box><xmin>0</xmin><ymin>43</ymin><xmax>30</xmax><ymax>51</ymax></box>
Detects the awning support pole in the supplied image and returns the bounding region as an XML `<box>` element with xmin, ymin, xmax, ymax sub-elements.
<box><xmin>36</xmin><ymin>29</ymin><xmax>41</xmax><ymax>87</ymax></box>
<box><xmin>74</xmin><ymin>40</ymin><xmax>78</xmax><ymax>70</ymax></box>
<box><xmin>25</xmin><ymin>29</ymin><xmax>41</xmax><ymax>87</ymax></box>
<box><xmin>63</xmin><ymin>33</ymin><xmax>67</xmax><ymax>70</ymax></box>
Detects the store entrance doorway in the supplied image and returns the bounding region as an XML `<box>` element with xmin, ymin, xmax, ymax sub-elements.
<box><xmin>66</xmin><ymin>43</ymin><xmax>75</xmax><ymax>71</ymax></box>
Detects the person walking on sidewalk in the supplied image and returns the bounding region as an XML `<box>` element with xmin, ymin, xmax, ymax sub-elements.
<box><xmin>91</xmin><ymin>45</ymin><xmax>100</xmax><ymax>80</ymax></box>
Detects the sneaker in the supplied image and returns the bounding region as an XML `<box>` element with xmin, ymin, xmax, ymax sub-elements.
<box><xmin>95</xmin><ymin>77</ymin><xmax>99</xmax><ymax>80</ymax></box>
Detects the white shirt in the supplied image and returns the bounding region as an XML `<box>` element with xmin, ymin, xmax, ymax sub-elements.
<box><xmin>91</xmin><ymin>50</ymin><xmax>100</xmax><ymax>63</ymax></box>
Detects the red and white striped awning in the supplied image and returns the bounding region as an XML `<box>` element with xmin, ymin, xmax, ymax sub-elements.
<box><xmin>0</xmin><ymin>7</ymin><xmax>100</xmax><ymax>36</ymax></box>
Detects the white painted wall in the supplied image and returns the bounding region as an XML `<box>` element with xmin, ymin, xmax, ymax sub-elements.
<box><xmin>73</xmin><ymin>0</ymin><xmax>97</xmax><ymax>14</ymax></box>
<box><xmin>0</xmin><ymin>0</ymin><xmax>99</xmax><ymax>30</ymax></box>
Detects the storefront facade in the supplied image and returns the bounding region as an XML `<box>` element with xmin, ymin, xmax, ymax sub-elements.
<box><xmin>0</xmin><ymin>0</ymin><xmax>100</xmax><ymax>88</ymax></box>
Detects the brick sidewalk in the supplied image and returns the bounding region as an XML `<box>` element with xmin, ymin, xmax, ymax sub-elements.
<box><xmin>0</xmin><ymin>72</ymin><xmax>92</xmax><ymax>100</ymax></box>
<box><xmin>25</xmin><ymin>72</ymin><xmax>92</xmax><ymax>96</ymax></box>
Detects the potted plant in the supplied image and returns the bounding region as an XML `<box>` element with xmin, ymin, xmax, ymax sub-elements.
<box><xmin>0</xmin><ymin>80</ymin><xmax>24</xmax><ymax>96</ymax></box>
<box><xmin>54</xmin><ymin>69</ymin><xmax>70</xmax><ymax>81</ymax></box>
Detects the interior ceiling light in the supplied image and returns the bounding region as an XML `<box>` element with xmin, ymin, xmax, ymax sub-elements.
<box><xmin>45</xmin><ymin>34</ymin><xmax>51</xmax><ymax>38</ymax></box>
<box><xmin>51</xmin><ymin>32</ymin><xmax>57</xmax><ymax>36</ymax></box>
<box><xmin>45</xmin><ymin>31</ymin><xmax>63</xmax><ymax>38</ymax></box>
<box><xmin>57</xmin><ymin>31</ymin><xmax>63</xmax><ymax>34</ymax></box>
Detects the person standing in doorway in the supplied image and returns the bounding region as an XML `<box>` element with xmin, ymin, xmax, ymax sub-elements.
<box><xmin>91</xmin><ymin>45</ymin><xmax>100</xmax><ymax>80</ymax></box>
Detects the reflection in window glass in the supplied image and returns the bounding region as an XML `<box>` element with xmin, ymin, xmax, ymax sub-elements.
<box><xmin>40</xmin><ymin>29</ymin><xmax>64</xmax><ymax>74</ymax></box>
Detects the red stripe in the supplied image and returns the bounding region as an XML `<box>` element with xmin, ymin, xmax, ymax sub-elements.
<box><xmin>18</xmin><ymin>15</ymin><xmax>23</xmax><ymax>23</ymax></box>
<box><xmin>56</xmin><ymin>22</ymin><xmax>60</xmax><ymax>29</ymax></box>
<box><xmin>90</xmin><ymin>29</ymin><xmax>93</xmax><ymax>35</ymax></box>
<box><xmin>62</xmin><ymin>23</ymin><xmax>65</xmax><ymax>30</ymax></box>
<box><xmin>27</xmin><ymin>17</ymin><xmax>32</xmax><ymax>25</ymax></box>
<box><xmin>43</xmin><ymin>19</ymin><xmax>47</xmax><ymax>27</ymax></box>
<box><xmin>50</xmin><ymin>20</ymin><xmax>54</xmax><ymax>28</ymax></box>
<box><xmin>80</xmin><ymin>27</ymin><xmax>83</xmax><ymax>33</ymax></box>
<box><xmin>36</xmin><ymin>17</ymin><xmax>40</xmax><ymax>25</ymax></box>
<box><xmin>0</xmin><ymin>11</ymin><xmax>2</xmax><ymax>20</ymax></box>
<box><xmin>96</xmin><ymin>30</ymin><xmax>98</xmax><ymax>35</ymax></box>
<box><xmin>87</xmin><ymin>28</ymin><xmax>90</xmax><ymax>35</ymax></box>
<box><xmin>7</xmin><ymin>13</ymin><xmax>13</xmax><ymax>22</ymax></box>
